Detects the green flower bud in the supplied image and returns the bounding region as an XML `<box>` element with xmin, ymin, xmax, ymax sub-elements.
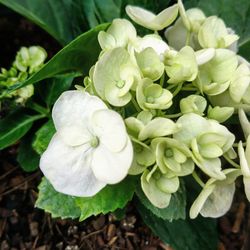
<box><xmin>207</xmin><ymin>106</ymin><xmax>234</xmax><ymax>123</ymax></box>
<box><xmin>198</xmin><ymin>16</ymin><xmax>239</xmax><ymax>49</ymax></box>
<box><xmin>98</xmin><ymin>19</ymin><xmax>137</xmax><ymax>51</ymax></box>
<box><xmin>93</xmin><ymin>47</ymin><xmax>141</xmax><ymax>106</ymax></box>
<box><xmin>193</xmin><ymin>49</ymin><xmax>238</xmax><ymax>95</ymax></box>
<box><xmin>165</xmin><ymin>46</ymin><xmax>198</xmax><ymax>84</ymax></box>
<box><xmin>180</xmin><ymin>94</ymin><xmax>207</xmax><ymax>115</ymax></box>
<box><xmin>14</xmin><ymin>46</ymin><xmax>47</xmax><ymax>73</ymax></box>
<box><xmin>14</xmin><ymin>85</ymin><xmax>34</xmax><ymax>104</ymax></box>
<box><xmin>136</xmin><ymin>78</ymin><xmax>172</xmax><ymax>110</ymax></box>
<box><xmin>135</xmin><ymin>48</ymin><xmax>164</xmax><ymax>81</ymax></box>
<box><xmin>152</xmin><ymin>138</ymin><xmax>194</xmax><ymax>176</ymax></box>
<box><xmin>126</xmin><ymin>4</ymin><xmax>178</xmax><ymax>31</ymax></box>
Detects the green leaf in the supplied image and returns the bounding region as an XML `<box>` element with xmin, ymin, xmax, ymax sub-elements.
<box><xmin>184</xmin><ymin>0</ymin><xmax>250</xmax><ymax>45</ymax></box>
<box><xmin>32</xmin><ymin>119</ymin><xmax>56</xmax><ymax>155</ymax></box>
<box><xmin>0</xmin><ymin>109</ymin><xmax>44</xmax><ymax>150</ymax></box>
<box><xmin>38</xmin><ymin>74</ymin><xmax>75</xmax><ymax>107</ymax></box>
<box><xmin>75</xmin><ymin>176</ymin><xmax>137</xmax><ymax>221</ymax></box>
<box><xmin>36</xmin><ymin>178</ymin><xmax>81</xmax><ymax>219</ymax></box>
<box><xmin>10</xmin><ymin>23</ymin><xmax>109</xmax><ymax>91</ymax></box>
<box><xmin>239</xmin><ymin>41</ymin><xmax>250</xmax><ymax>61</ymax></box>
<box><xmin>137</xmin><ymin>200</ymin><xmax>218</xmax><ymax>250</ymax></box>
<box><xmin>0</xmin><ymin>0</ymin><xmax>89</xmax><ymax>45</ymax></box>
<box><xmin>17</xmin><ymin>134</ymin><xmax>40</xmax><ymax>172</ymax></box>
<box><xmin>136</xmin><ymin>180</ymin><xmax>186</xmax><ymax>221</ymax></box>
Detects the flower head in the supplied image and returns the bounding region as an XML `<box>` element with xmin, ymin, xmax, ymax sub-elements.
<box><xmin>40</xmin><ymin>90</ymin><xmax>133</xmax><ymax>197</ymax></box>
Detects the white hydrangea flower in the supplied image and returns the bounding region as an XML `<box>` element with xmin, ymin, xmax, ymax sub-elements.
<box><xmin>40</xmin><ymin>90</ymin><xmax>133</xmax><ymax>197</ymax></box>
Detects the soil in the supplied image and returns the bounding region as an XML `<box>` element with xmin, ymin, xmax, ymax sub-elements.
<box><xmin>0</xmin><ymin>5</ymin><xmax>250</xmax><ymax>250</ymax></box>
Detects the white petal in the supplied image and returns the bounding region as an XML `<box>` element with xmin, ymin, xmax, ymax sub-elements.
<box><xmin>243</xmin><ymin>176</ymin><xmax>250</xmax><ymax>202</ymax></box>
<box><xmin>40</xmin><ymin>133</ymin><xmax>106</xmax><ymax>197</ymax></box>
<box><xmin>92</xmin><ymin>109</ymin><xmax>128</xmax><ymax>152</ymax></box>
<box><xmin>189</xmin><ymin>184</ymin><xmax>215</xmax><ymax>219</ymax></box>
<box><xmin>200</xmin><ymin>183</ymin><xmax>235</xmax><ymax>218</ymax></box>
<box><xmin>52</xmin><ymin>90</ymin><xmax>107</xmax><ymax>131</ymax></box>
<box><xmin>91</xmin><ymin>137</ymin><xmax>133</xmax><ymax>184</ymax></box>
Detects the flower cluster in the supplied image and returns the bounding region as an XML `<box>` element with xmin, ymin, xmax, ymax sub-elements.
<box><xmin>41</xmin><ymin>0</ymin><xmax>250</xmax><ymax>219</ymax></box>
<box><xmin>0</xmin><ymin>46</ymin><xmax>47</xmax><ymax>104</ymax></box>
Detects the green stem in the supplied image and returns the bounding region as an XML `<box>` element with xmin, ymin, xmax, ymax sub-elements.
<box><xmin>27</xmin><ymin>102</ymin><xmax>49</xmax><ymax>116</ymax></box>
<box><xmin>163</xmin><ymin>112</ymin><xmax>182</xmax><ymax>119</ymax></box>
<box><xmin>192</xmin><ymin>171</ymin><xmax>205</xmax><ymax>187</ymax></box>
<box><xmin>233</xmin><ymin>142</ymin><xmax>246</xmax><ymax>147</ymax></box>
<box><xmin>129</xmin><ymin>135</ymin><xmax>150</xmax><ymax>150</ymax></box>
<box><xmin>223</xmin><ymin>154</ymin><xmax>241</xmax><ymax>169</ymax></box>
<box><xmin>160</xmin><ymin>72</ymin><xmax>165</xmax><ymax>87</ymax></box>
<box><xmin>181</xmin><ymin>87</ymin><xmax>197</xmax><ymax>91</ymax></box>
<box><xmin>172</xmin><ymin>83</ymin><xmax>183</xmax><ymax>97</ymax></box>
<box><xmin>131</xmin><ymin>95</ymin><xmax>141</xmax><ymax>112</ymax></box>
<box><xmin>185</xmin><ymin>31</ymin><xmax>191</xmax><ymax>46</ymax></box>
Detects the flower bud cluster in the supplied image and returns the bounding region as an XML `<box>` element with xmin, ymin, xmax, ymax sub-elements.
<box><xmin>0</xmin><ymin>46</ymin><xmax>47</xmax><ymax>105</ymax></box>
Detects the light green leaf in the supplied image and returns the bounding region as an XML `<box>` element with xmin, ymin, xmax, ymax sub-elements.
<box><xmin>0</xmin><ymin>109</ymin><xmax>44</xmax><ymax>150</ymax></box>
<box><xmin>136</xmin><ymin>180</ymin><xmax>186</xmax><ymax>221</ymax></box>
<box><xmin>32</xmin><ymin>119</ymin><xmax>56</xmax><ymax>155</ymax></box>
<box><xmin>17</xmin><ymin>134</ymin><xmax>40</xmax><ymax>172</ymax></box>
<box><xmin>10</xmin><ymin>23</ymin><xmax>109</xmax><ymax>91</ymax></box>
<box><xmin>35</xmin><ymin>178</ymin><xmax>81</xmax><ymax>219</ymax></box>
<box><xmin>75</xmin><ymin>176</ymin><xmax>137</xmax><ymax>221</ymax></box>
<box><xmin>137</xmin><ymin>200</ymin><xmax>218</xmax><ymax>250</ymax></box>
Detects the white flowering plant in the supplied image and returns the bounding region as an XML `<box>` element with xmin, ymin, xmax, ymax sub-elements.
<box><xmin>1</xmin><ymin>0</ymin><xmax>250</xmax><ymax>249</ymax></box>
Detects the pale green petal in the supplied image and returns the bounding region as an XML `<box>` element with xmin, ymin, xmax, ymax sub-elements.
<box><xmin>180</xmin><ymin>95</ymin><xmax>207</xmax><ymax>115</ymax></box>
<box><xmin>200</xmin><ymin>183</ymin><xmax>235</xmax><ymax>218</ymax></box>
<box><xmin>199</xmin><ymin>144</ymin><xmax>223</xmax><ymax>158</ymax></box>
<box><xmin>156</xmin><ymin>175</ymin><xmax>179</xmax><ymax>193</ymax></box>
<box><xmin>126</xmin><ymin>4</ymin><xmax>178</xmax><ymax>31</ymax></box>
<box><xmin>141</xmin><ymin>170</ymin><xmax>172</xmax><ymax>208</ymax></box>
<box><xmin>195</xmin><ymin>48</ymin><xmax>215</xmax><ymax>65</ymax></box>
<box><xmin>125</xmin><ymin>117</ymin><xmax>144</xmax><ymax>138</ymax></box>
<box><xmin>207</xmin><ymin>106</ymin><xmax>234</xmax><ymax>123</ymax></box>
<box><xmin>190</xmin><ymin>184</ymin><xmax>215</xmax><ymax>219</ymax></box>
<box><xmin>239</xmin><ymin>109</ymin><xmax>250</xmax><ymax>139</ymax></box>
<box><xmin>139</xmin><ymin>118</ymin><xmax>179</xmax><ymax>140</ymax></box>
<box><xmin>243</xmin><ymin>176</ymin><xmax>250</xmax><ymax>202</ymax></box>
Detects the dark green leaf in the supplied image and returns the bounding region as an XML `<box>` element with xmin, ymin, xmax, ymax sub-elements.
<box><xmin>10</xmin><ymin>23</ymin><xmax>109</xmax><ymax>91</ymax></box>
<box><xmin>38</xmin><ymin>74</ymin><xmax>75</xmax><ymax>107</ymax></box>
<box><xmin>0</xmin><ymin>109</ymin><xmax>44</xmax><ymax>150</ymax></box>
<box><xmin>17</xmin><ymin>134</ymin><xmax>40</xmax><ymax>172</ymax></box>
<box><xmin>136</xmin><ymin>180</ymin><xmax>186</xmax><ymax>221</ymax></box>
<box><xmin>137</xmin><ymin>200</ymin><xmax>218</xmax><ymax>250</ymax></box>
<box><xmin>0</xmin><ymin>0</ymin><xmax>89</xmax><ymax>45</ymax></box>
<box><xmin>184</xmin><ymin>0</ymin><xmax>250</xmax><ymax>45</ymax></box>
<box><xmin>75</xmin><ymin>176</ymin><xmax>137</xmax><ymax>221</ymax></box>
<box><xmin>239</xmin><ymin>41</ymin><xmax>250</xmax><ymax>61</ymax></box>
<box><xmin>32</xmin><ymin>119</ymin><xmax>55</xmax><ymax>155</ymax></box>
<box><xmin>36</xmin><ymin>178</ymin><xmax>81</xmax><ymax>219</ymax></box>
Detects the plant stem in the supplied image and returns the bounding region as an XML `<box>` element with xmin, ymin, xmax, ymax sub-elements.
<box><xmin>160</xmin><ymin>73</ymin><xmax>165</xmax><ymax>87</ymax></box>
<box><xmin>131</xmin><ymin>95</ymin><xmax>141</xmax><ymax>112</ymax></box>
<box><xmin>163</xmin><ymin>112</ymin><xmax>182</xmax><ymax>119</ymax></box>
<box><xmin>172</xmin><ymin>83</ymin><xmax>183</xmax><ymax>97</ymax></box>
<box><xmin>27</xmin><ymin>102</ymin><xmax>49</xmax><ymax>116</ymax></box>
<box><xmin>223</xmin><ymin>154</ymin><xmax>241</xmax><ymax>169</ymax></box>
<box><xmin>192</xmin><ymin>171</ymin><xmax>205</xmax><ymax>187</ymax></box>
